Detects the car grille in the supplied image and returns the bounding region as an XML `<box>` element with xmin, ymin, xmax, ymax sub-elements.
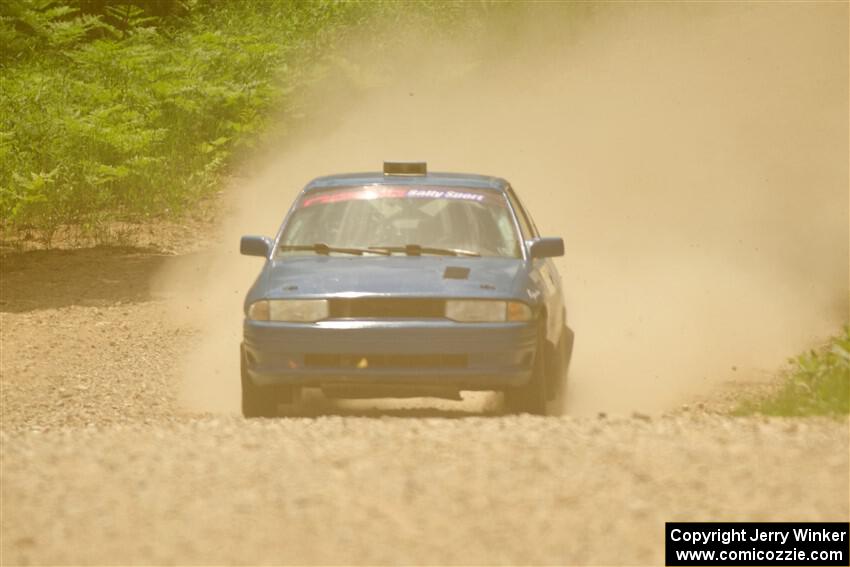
<box><xmin>328</xmin><ymin>298</ymin><xmax>445</xmax><ymax>319</ymax></box>
<box><xmin>304</xmin><ymin>353</ymin><xmax>468</xmax><ymax>369</ymax></box>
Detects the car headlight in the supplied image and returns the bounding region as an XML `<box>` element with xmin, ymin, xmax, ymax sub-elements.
<box><xmin>444</xmin><ymin>300</ymin><xmax>532</xmax><ymax>322</ymax></box>
<box><xmin>247</xmin><ymin>299</ymin><xmax>329</xmax><ymax>322</ymax></box>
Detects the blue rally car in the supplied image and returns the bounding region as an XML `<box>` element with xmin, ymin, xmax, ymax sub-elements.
<box><xmin>240</xmin><ymin>162</ymin><xmax>574</xmax><ymax>416</ymax></box>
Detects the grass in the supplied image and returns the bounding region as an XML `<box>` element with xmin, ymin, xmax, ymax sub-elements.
<box><xmin>1</xmin><ymin>1</ymin><xmax>372</xmax><ymax>246</ymax></box>
<box><xmin>735</xmin><ymin>326</ymin><xmax>850</xmax><ymax>417</ymax></box>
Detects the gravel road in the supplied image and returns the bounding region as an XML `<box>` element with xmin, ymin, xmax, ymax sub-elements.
<box><xmin>2</xmin><ymin>247</ymin><xmax>848</xmax><ymax>565</ymax></box>
<box><xmin>3</xmin><ymin>415</ymin><xmax>847</xmax><ymax>565</ymax></box>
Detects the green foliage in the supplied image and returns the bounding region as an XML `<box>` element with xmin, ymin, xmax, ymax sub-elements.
<box><xmin>735</xmin><ymin>327</ymin><xmax>850</xmax><ymax>417</ymax></box>
<box><xmin>0</xmin><ymin>0</ymin><xmax>385</xmax><ymax>241</ymax></box>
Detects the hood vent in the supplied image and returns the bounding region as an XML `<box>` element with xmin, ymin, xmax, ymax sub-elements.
<box><xmin>443</xmin><ymin>266</ymin><xmax>470</xmax><ymax>280</ymax></box>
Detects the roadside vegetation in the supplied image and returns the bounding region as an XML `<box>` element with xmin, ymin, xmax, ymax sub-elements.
<box><xmin>735</xmin><ymin>327</ymin><xmax>850</xmax><ymax>417</ymax></box>
<box><xmin>0</xmin><ymin>0</ymin><xmax>480</xmax><ymax>247</ymax></box>
<box><xmin>0</xmin><ymin>0</ymin><xmax>374</xmax><ymax>246</ymax></box>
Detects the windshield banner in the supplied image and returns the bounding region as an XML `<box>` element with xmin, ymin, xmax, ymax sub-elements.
<box><xmin>300</xmin><ymin>186</ymin><xmax>504</xmax><ymax>208</ymax></box>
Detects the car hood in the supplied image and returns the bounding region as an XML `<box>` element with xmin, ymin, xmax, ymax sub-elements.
<box><xmin>261</xmin><ymin>255</ymin><xmax>527</xmax><ymax>299</ymax></box>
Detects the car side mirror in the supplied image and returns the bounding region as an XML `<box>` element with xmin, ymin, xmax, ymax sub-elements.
<box><xmin>528</xmin><ymin>237</ymin><xmax>564</xmax><ymax>259</ymax></box>
<box><xmin>240</xmin><ymin>235</ymin><xmax>272</xmax><ymax>257</ymax></box>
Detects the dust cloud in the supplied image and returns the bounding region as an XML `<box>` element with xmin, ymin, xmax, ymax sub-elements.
<box><xmin>156</xmin><ymin>3</ymin><xmax>848</xmax><ymax>415</ymax></box>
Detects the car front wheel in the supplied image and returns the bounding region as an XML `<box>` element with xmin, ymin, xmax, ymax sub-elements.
<box><xmin>503</xmin><ymin>327</ymin><xmax>549</xmax><ymax>415</ymax></box>
<box><xmin>240</xmin><ymin>345</ymin><xmax>298</xmax><ymax>418</ymax></box>
<box><xmin>546</xmin><ymin>325</ymin><xmax>574</xmax><ymax>402</ymax></box>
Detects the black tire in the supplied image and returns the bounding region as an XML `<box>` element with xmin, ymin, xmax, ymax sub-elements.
<box><xmin>546</xmin><ymin>325</ymin><xmax>574</xmax><ymax>401</ymax></box>
<box><xmin>504</xmin><ymin>326</ymin><xmax>549</xmax><ymax>415</ymax></box>
<box><xmin>562</xmin><ymin>324</ymin><xmax>574</xmax><ymax>375</ymax></box>
<box><xmin>241</xmin><ymin>345</ymin><xmax>280</xmax><ymax>418</ymax></box>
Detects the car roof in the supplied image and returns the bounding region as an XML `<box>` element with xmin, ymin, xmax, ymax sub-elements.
<box><xmin>304</xmin><ymin>171</ymin><xmax>510</xmax><ymax>192</ymax></box>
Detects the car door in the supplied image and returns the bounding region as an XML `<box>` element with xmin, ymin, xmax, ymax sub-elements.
<box><xmin>506</xmin><ymin>187</ymin><xmax>565</xmax><ymax>344</ymax></box>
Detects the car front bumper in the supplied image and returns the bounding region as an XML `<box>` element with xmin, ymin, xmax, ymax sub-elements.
<box><xmin>242</xmin><ymin>319</ymin><xmax>537</xmax><ymax>391</ymax></box>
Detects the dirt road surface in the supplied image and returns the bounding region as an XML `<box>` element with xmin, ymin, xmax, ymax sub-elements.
<box><xmin>2</xmin><ymin>250</ymin><xmax>848</xmax><ymax>565</ymax></box>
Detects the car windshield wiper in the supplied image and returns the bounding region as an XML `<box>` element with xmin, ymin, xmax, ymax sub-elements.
<box><xmin>279</xmin><ymin>243</ymin><xmax>390</xmax><ymax>256</ymax></box>
<box><xmin>368</xmin><ymin>244</ymin><xmax>481</xmax><ymax>257</ymax></box>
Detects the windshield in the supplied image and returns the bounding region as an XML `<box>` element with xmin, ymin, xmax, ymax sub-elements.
<box><xmin>277</xmin><ymin>186</ymin><xmax>522</xmax><ymax>258</ymax></box>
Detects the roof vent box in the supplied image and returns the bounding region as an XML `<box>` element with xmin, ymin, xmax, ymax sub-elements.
<box><xmin>383</xmin><ymin>161</ymin><xmax>427</xmax><ymax>176</ymax></box>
